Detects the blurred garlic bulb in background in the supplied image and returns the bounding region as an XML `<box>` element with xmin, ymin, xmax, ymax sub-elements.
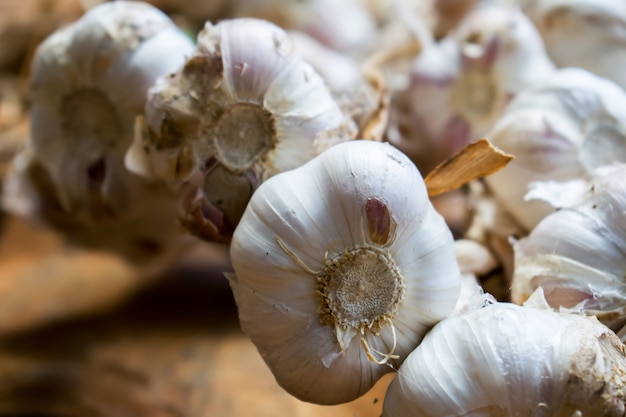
<box><xmin>512</xmin><ymin>164</ymin><xmax>626</xmax><ymax>329</ymax></box>
<box><xmin>389</xmin><ymin>3</ymin><xmax>555</xmax><ymax>173</ymax></box>
<box><xmin>2</xmin><ymin>1</ymin><xmax>194</xmax><ymax>262</ymax></box>
<box><xmin>383</xmin><ymin>302</ymin><xmax>626</xmax><ymax>417</ymax></box>
<box><xmin>231</xmin><ymin>0</ymin><xmax>379</xmax><ymax>53</ymax></box>
<box><xmin>126</xmin><ymin>18</ymin><xmax>356</xmax><ymax>242</ymax></box>
<box><xmin>228</xmin><ymin>140</ymin><xmax>461</xmax><ymax>405</ymax></box>
<box><xmin>525</xmin><ymin>0</ymin><xmax>626</xmax><ymax>89</ymax></box>
<box><xmin>484</xmin><ymin>68</ymin><xmax>626</xmax><ymax>232</ymax></box>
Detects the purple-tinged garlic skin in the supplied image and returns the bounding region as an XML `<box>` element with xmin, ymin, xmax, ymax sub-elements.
<box><xmin>512</xmin><ymin>164</ymin><xmax>626</xmax><ymax>329</ymax></box>
<box><xmin>391</xmin><ymin>3</ymin><xmax>555</xmax><ymax>173</ymax></box>
<box><xmin>127</xmin><ymin>18</ymin><xmax>356</xmax><ymax>242</ymax></box>
<box><xmin>383</xmin><ymin>302</ymin><xmax>626</xmax><ymax>417</ymax></box>
<box><xmin>228</xmin><ymin>140</ymin><xmax>461</xmax><ymax>405</ymax></box>
<box><xmin>485</xmin><ymin>68</ymin><xmax>626</xmax><ymax>231</ymax></box>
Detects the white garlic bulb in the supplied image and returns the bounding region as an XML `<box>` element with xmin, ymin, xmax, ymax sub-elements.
<box><xmin>287</xmin><ymin>30</ymin><xmax>366</xmax><ymax>97</ymax></box>
<box><xmin>1</xmin><ymin>1</ymin><xmax>195</xmax><ymax>262</ymax></box>
<box><xmin>383</xmin><ymin>302</ymin><xmax>626</xmax><ymax>417</ymax></box>
<box><xmin>524</xmin><ymin>0</ymin><xmax>626</xmax><ymax>89</ymax></box>
<box><xmin>484</xmin><ymin>67</ymin><xmax>626</xmax><ymax>231</ymax></box>
<box><xmin>27</xmin><ymin>1</ymin><xmax>194</xmax><ymax>224</ymax></box>
<box><xmin>227</xmin><ymin>140</ymin><xmax>461</xmax><ymax>405</ymax></box>
<box><xmin>232</xmin><ymin>0</ymin><xmax>379</xmax><ymax>53</ymax></box>
<box><xmin>126</xmin><ymin>18</ymin><xmax>356</xmax><ymax>241</ymax></box>
<box><xmin>390</xmin><ymin>3</ymin><xmax>555</xmax><ymax>172</ymax></box>
<box><xmin>511</xmin><ymin>164</ymin><xmax>626</xmax><ymax>327</ymax></box>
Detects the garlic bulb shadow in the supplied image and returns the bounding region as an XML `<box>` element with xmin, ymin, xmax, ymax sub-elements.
<box><xmin>227</xmin><ymin>140</ymin><xmax>461</xmax><ymax>405</ymax></box>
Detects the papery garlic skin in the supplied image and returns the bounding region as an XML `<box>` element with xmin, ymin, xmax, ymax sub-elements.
<box><xmin>484</xmin><ymin>67</ymin><xmax>626</xmax><ymax>231</ymax></box>
<box><xmin>127</xmin><ymin>18</ymin><xmax>355</xmax><ymax>241</ymax></box>
<box><xmin>228</xmin><ymin>140</ymin><xmax>461</xmax><ymax>405</ymax></box>
<box><xmin>525</xmin><ymin>0</ymin><xmax>626</xmax><ymax>89</ymax></box>
<box><xmin>28</xmin><ymin>1</ymin><xmax>194</xmax><ymax>224</ymax></box>
<box><xmin>391</xmin><ymin>3</ymin><xmax>555</xmax><ymax>172</ymax></box>
<box><xmin>512</xmin><ymin>164</ymin><xmax>626</xmax><ymax>327</ymax></box>
<box><xmin>383</xmin><ymin>303</ymin><xmax>626</xmax><ymax>417</ymax></box>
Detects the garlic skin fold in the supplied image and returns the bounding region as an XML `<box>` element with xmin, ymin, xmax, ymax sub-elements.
<box><xmin>484</xmin><ymin>67</ymin><xmax>626</xmax><ymax>231</ymax></box>
<box><xmin>126</xmin><ymin>18</ymin><xmax>355</xmax><ymax>241</ymax></box>
<box><xmin>512</xmin><ymin>164</ymin><xmax>626</xmax><ymax>327</ymax></box>
<box><xmin>28</xmin><ymin>1</ymin><xmax>194</xmax><ymax>223</ymax></box>
<box><xmin>383</xmin><ymin>303</ymin><xmax>626</xmax><ymax>417</ymax></box>
<box><xmin>227</xmin><ymin>140</ymin><xmax>461</xmax><ymax>405</ymax></box>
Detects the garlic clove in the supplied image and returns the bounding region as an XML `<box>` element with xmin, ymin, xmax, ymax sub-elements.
<box><xmin>382</xmin><ymin>302</ymin><xmax>626</xmax><ymax>417</ymax></box>
<box><xmin>228</xmin><ymin>140</ymin><xmax>461</xmax><ymax>405</ymax></box>
<box><xmin>525</xmin><ymin>0</ymin><xmax>626</xmax><ymax>89</ymax></box>
<box><xmin>484</xmin><ymin>67</ymin><xmax>626</xmax><ymax>231</ymax></box>
<box><xmin>130</xmin><ymin>18</ymin><xmax>356</xmax><ymax>242</ymax></box>
<box><xmin>511</xmin><ymin>164</ymin><xmax>626</xmax><ymax>327</ymax></box>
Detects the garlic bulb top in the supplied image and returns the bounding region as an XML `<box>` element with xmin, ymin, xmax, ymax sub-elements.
<box><xmin>28</xmin><ymin>1</ymin><xmax>194</xmax><ymax>224</ymax></box>
<box><xmin>391</xmin><ymin>3</ymin><xmax>555</xmax><ymax>172</ymax></box>
<box><xmin>228</xmin><ymin>140</ymin><xmax>461</xmax><ymax>405</ymax></box>
<box><xmin>383</xmin><ymin>302</ymin><xmax>626</xmax><ymax>417</ymax></box>
<box><xmin>525</xmin><ymin>0</ymin><xmax>626</xmax><ymax>89</ymax></box>
<box><xmin>512</xmin><ymin>164</ymin><xmax>626</xmax><ymax>327</ymax></box>
<box><xmin>484</xmin><ymin>67</ymin><xmax>626</xmax><ymax>231</ymax></box>
<box><xmin>126</xmin><ymin>18</ymin><xmax>355</xmax><ymax>241</ymax></box>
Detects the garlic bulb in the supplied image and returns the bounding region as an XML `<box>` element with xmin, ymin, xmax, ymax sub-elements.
<box><xmin>227</xmin><ymin>140</ymin><xmax>461</xmax><ymax>405</ymax></box>
<box><xmin>524</xmin><ymin>0</ymin><xmax>626</xmax><ymax>89</ymax></box>
<box><xmin>383</xmin><ymin>302</ymin><xmax>626</xmax><ymax>417</ymax></box>
<box><xmin>26</xmin><ymin>1</ymin><xmax>194</xmax><ymax>224</ymax></box>
<box><xmin>232</xmin><ymin>0</ymin><xmax>379</xmax><ymax>53</ymax></box>
<box><xmin>390</xmin><ymin>3</ymin><xmax>555</xmax><ymax>172</ymax></box>
<box><xmin>126</xmin><ymin>18</ymin><xmax>356</xmax><ymax>241</ymax></box>
<box><xmin>289</xmin><ymin>31</ymin><xmax>364</xmax><ymax>94</ymax></box>
<box><xmin>511</xmin><ymin>164</ymin><xmax>626</xmax><ymax>328</ymax></box>
<box><xmin>484</xmin><ymin>67</ymin><xmax>626</xmax><ymax>232</ymax></box>
<box><xmin>1</xmin><ymin>1</ymin><xmax>195</xmax><ymax>262</ymax></box>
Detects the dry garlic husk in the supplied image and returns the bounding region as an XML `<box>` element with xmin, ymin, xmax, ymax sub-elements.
<box><xmin>26</xmin><ymin>1</ymin><xmax>194</xmax><ymax>225</ymax></box>
<box><xmin>524</xmin><ymin>0</ymin><xmax>626</xmax><ymax>89</ymax></box>
<box><xmin>511</xmin><ymin>164</ymin><xmax>626</xmax><ymax>327</ymax></box>
<box><xmin>126</xmin><ymin>18</ymin><xmax>356</xmax><ymax>241</ymax></box>
<box><xmin>390</xmin><ymin>3</ymin><xmax>555</xmax><ymax>172</ymax></box>
<box><xmin>227</xmin><ymin>140</ymin><xmax>461</xmax><ymax>405</ymax></box>
<box><xmin>383</xmin><ymin>302</ymin><xmax>626</xmax><ymax>417</ymax></box>
<box><xmin>484</xmin><ymin>67</ymin><xmax>626</xmax><ymax>232</ymax></box>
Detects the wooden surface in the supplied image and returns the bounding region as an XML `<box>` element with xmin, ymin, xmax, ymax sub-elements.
<box><xmin>0</xmin><ymin>215</ymin><xmax>391</xmax><ymax>416</ymax></box>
